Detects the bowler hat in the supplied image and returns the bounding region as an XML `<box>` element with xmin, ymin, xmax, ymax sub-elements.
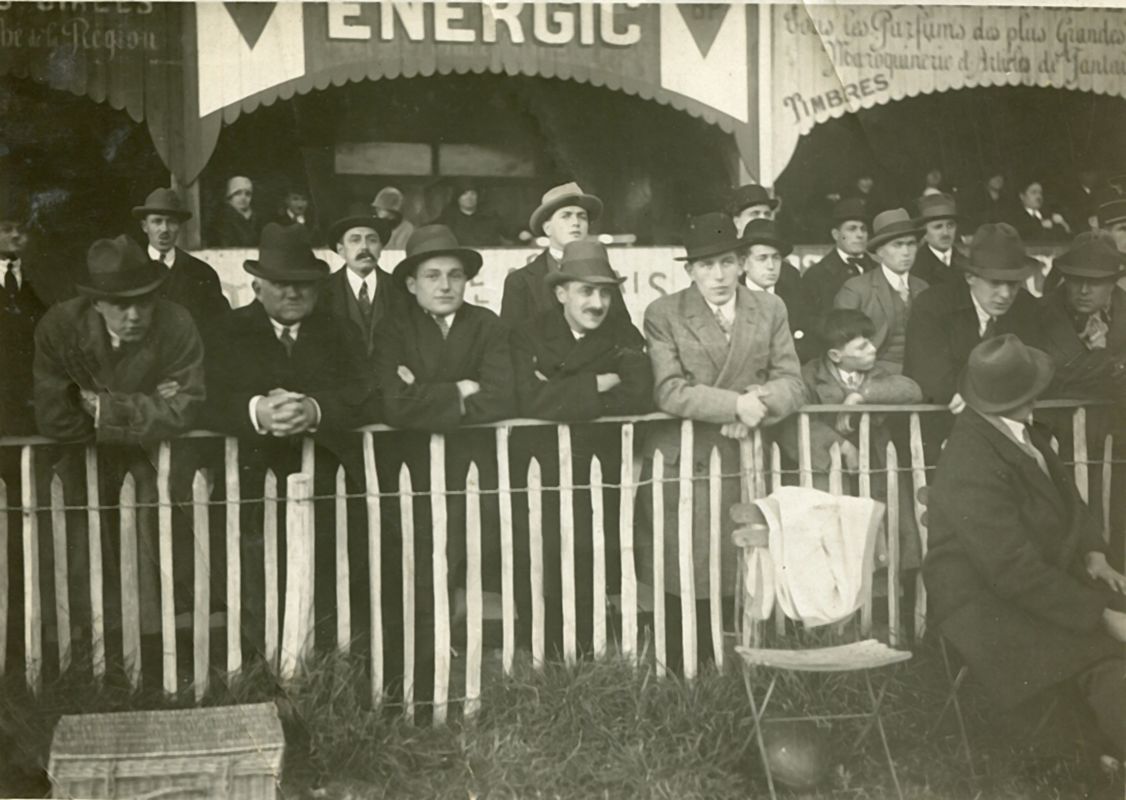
<box><xmin>393</xmin><ymin>225</ymin><xmax>483</xmax><ymax>287</ymax></box>
<box><xmin>831</xmin><ymin>197</ymin><xmax>868</xmax><ymax>225</ymax></box>
<box><xmin>867</xmin><ymin>208</ymin><xmax>922</xmax><ymax>252</ymax></box>
<box><xmin>1052</xmin><ymin>234</ymin><xmax>1126</xmax><ymax>280</ymax></box>
<box><xmin>964</xmin><ymin>223</ymin><xmax>1039</xmax><ymax>281</ymax></box>
<box><xmin>243</xmin><ymin>223</ymin><xmax>329</xmax><ymax>283</ymax></box>
<box><xmin>545</xmin><ymin>240</ymin><xmax>625</xmax><ymax>288</ymax></box>
<box><xmin>529</xmin><ymin>182</ymin><xmax>603</xmax><ymax>235</ymax></box>
<box><xmin>1098</xmin><ymin>198</ymin><xmax>1126</xmax><ymax>228</ymax></box>
<box><xmin>131</xmin><ymin>188</ymin><xmax>192</xmax><ymax>221</ymax></box>
<box><xmin>327</xmin><ymin>215</ymin><xmax>394</xmax><ymax>247</ymax></box>
<box><xmin>76</xmin><ymin>234</ymin><xmax>166</xmax><ymax>299</ymax></box>
<box><xmin>676</xmin><ymin>212</ymin><xmax>746</xmax><ymax>262</ymax></box>
<box><xmin>916</xmin><ymin>193</ymin><xmax>958</xmax><ymax>223</ymax></box>
<box><xmin>728</xmin><ymin>184</ymin><xmax>779</xmax><ymax>216</ymax></box>
<box><xmin>959</xmin><ymin>334</ymin><xmax>1054</xmax><ymax>415</ymax></box>
<box><xmin>740</xmin><ymin>218</ymin><xmax>792</xmax><ymax>256</ymax></box>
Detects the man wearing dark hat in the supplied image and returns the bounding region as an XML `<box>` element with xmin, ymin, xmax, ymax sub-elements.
<box><xmin>1050</xmin><ymin>234</ymin><xmax>1126</xmax><ymax>355</ymax></box>
<box><xmin>435</xmin><ymin>178</ymin><xmax>506</xmax><ymax>247</ymax></box>
<box><xmin>740</xmin><ymin>218</ymin><xmax>816</xmax><ymax>363</ymax></box>
<box><xmin>509</xmin><ymin>240</ymin><xmax>653</xmax><ymax>657</ymax></box>
<box><xmin>802</xmin><ymin>198</ymin><xmax>878</xmax><ymax>350</ymax></box>
<box><xmin>641</xmin><ymin>212</ymin><xmax>804</xmax><ymax>670</ymax></box>
<box><xmin>728</xmin><ymin>183</ymin><xmax>778</xmax><ymax>236</ymax></box>
<box><xmin>1098</xmin><ymin>198</ymin><xmax>1126</xmax><ymax>256</ymax></box>
<box><xmin>924</xmin><ymin>334</ymin><xmax>1126</xmax><ymax>765</ymax></box>
<box><xmin>319</xmin><ymin>214</ymin><xmax>401</xmax><ymax>358</ymax></box>
<box><xmin>133</xmin><ymin>187</ymin><xmax>229</xmax><ymax>327</ymax></box>
<box><xmin>911</xmin><ymin>193</ymin><xmax>969</xmax><ymax>287</ymax></box>
<box><xmin>35</xmin><ymin>234</ymin><xmax>206</xmax><ymax>635</ymax></box>
<box><xmin>501</xmin><ymin>182</ymin><xmax>631</xmax><ymax>331</ymax></box>
<box><xmin>203</xmin><ymin>223</ymin><xmax>376</xmax><ymax>653</ymax></box>
<box><xmin>835</xmin><ymin>208</ymin><xmax>928</xmax><ymax>374</ymax></box>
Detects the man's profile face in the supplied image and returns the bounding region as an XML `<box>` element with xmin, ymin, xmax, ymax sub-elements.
<box><xmin>924</xmin><ymin>218</ymin><xmax>957</xmax><ymax>252</ymax></box>
<box><xmin>543</xmin><ymin>205</ymin><xmax>589</xmax><ymax>251</ymax></box>
<box><xmin>686</xmin><ymin>250</ymin><xmax>743</xmax><ymax>305</ymax></box>
<box><xmin>336</xmin><ymin>227</ymin><xmax>383</xmax><ymax>275</ymax></box>
<box><xmin>253</xmin><ymin>277</ymin><xmax>319</xmax><ymax>324</ymax></box>
<box><xmin>140</xmin><ymin>214</ymin><xmax>181</xmax><ymax>253</ymax></box>
<box><xmin>0</xmin><ymin>220</ymin><xmax>27</xmax><ymax>257</ymax></box>
<box><xmin>93</xmin><ymin>295</ymin><xmax>156</xmax><ymax>343</ymax></box>
<box><xmin>876</xmin><ymin>236</ymin><xmax>918</xmax><ymax>274</ymax></box>
<box><xmin>832</xmin><ymin>220</ymin><xmax>868</xmax><ymax>256</ymax></box>
<box><xmin>966</xmin><ymin>274</ymin><xmax>1021</xmax><ymax>318</ymax></box>
<box><xmin>407</xmin><ymin>255</ymin><xmax>468</xmax><ymax>316</ymax></box>
<box><xmin>1065</xmin><ymin>276</ymin><xmax>1115</xmax><ymax>316</ymax></box>
<box><xmin>555</xmin><ymin>281</ymin><xmax>612</xmax><ymax>333</ymax></box>
<box><xmin>733</xmin><ymin>204</ymin><xmax>774</xmax><ymax>236</ymax></box>
<box><xmin>1020</xmin><ymin>182</ymin><xmax>1043</xmax><ymax>211</ymax></box>
<box><xmin>743</xmin><ymin>244</ymin><xmax>783</xmax><ymax>289</ymax></box>
<box><xmin>830</xmin><ymin>335</ymin><xmax>877</xmax><ymax>373</ymax></box>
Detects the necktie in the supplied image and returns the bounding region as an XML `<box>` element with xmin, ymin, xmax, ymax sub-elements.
<box><xmin>358</xmin><ymin>281</ymin><xmax>373</xmax><ymax>323</ymax></box>
<box><xmin>981</xmin><ymin>316</ymin><xmax>996</xmax><ymax>340</ymax></box>
<box><xmin>4</xmin><ymin>263</ymin><xmax>17</xmax><ymax>300</ymax></box>
<box><xmin>434</xmin><ymin>314</ymin><xmax>451</xmax><ymax>340</ymax></box>
<box><xmin>1019</xmin><ymin>426</ymin><xmax>1050</xmax><ymax>477</ymax></box>
<box><xmin>848</xmin><ymin>257</ymin><xmax>865</xmax><ymax>276</ymax></box>
<box><xmin>279</xmin><ymin>326</ymin><xmax>295</xmax><ymax>357</ymax></box>
<box><xmin>894</xmin><ymin>278</ymin><xmax>910</xmax><ymax>306</ymax></box>
<box><xmin>713</xmin><ymin>308</ymin><xmax>732</xmax><ymax>341</ymax></box>
<box><xmin>1080</xmin><ymin>313</ymin><xmax>1109</xmax><ymax>350</ymax></box>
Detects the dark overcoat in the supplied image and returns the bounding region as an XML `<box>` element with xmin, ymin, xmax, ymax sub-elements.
<box><xmin>910</xmin><ymin>244</ymin><xmax>970</xmax><ymax>288</ymax></box>
<box><xmin>212</xmin><ymin>206</ymin><xmax>262</xmax><ymax>248</ymax></box>
<box><xmin>500</xmin><ymin>249</ymin><xmax>632</xmax><ymax>332</ymax></box>
<box><xmin>317</xmin><ymin>266</ymin><xmax>402</xmax><ymax>358</ymax></box>
<box><xmin>1</xmin><ymin>271</ymin><xmax>48</xmax><ymax>435</ymax></box>
<box><xmin>1048</xmin><ymin>284</ymin><xmax>1126</xmax><ymax>357</ymax></box>
<box><xmin>157</xmin><ymin>248</ymin><xmax>230</xmax><ymax>327</ymax></box>
<box><xmin>923</xmin><ymin>409</ymin><xmax>1120</xmax><ymax>708</ymax></box>
<box><xmin>803</xmin><ymin>248</ymin><xmax>878</xmax><ymax>320</ymax></box>
<box><xmin>770</xmin><ymin>264</ymin><xmax>818</xmax><ymax>364</ymax></box>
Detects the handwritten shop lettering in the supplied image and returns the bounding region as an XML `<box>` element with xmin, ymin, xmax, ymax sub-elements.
<box><xmin>0</xmin><ymin>3</ymin><xmax>158</xmax><ymax>57</ymax></box>
<box><xmin>326</xmin><ymin>2</ymin><xmax>642</xmax><ymax>47</ymax></box>
<box><xmin>783</xmin><ymin>74</ymin><xmax>889</xmax><ymax>123</ymax></box>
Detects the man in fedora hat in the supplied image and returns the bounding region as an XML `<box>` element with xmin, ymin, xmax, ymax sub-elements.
<box><xmin>203</xmin><ymin>223</ymin><xmax>376</xmax><ymax>653</ymax></box>
<box><xmin>728</xmin><ymin>183</ymin><xmax>778</xmax><ymax>235</ymax></box>
<box><xmin>741</xmin><ymin>218</ymin><xmax>816</xmax><ymax>363</ymax></box>
<box><xmin>372</xmin><ymin>186</ymin><xmax>414</xmax><ymax>251</ymax></box>
<box><xmin>802</xmin><ymin>197</ymin><xmax>879</xmax><ymax>352</ymax></box>
<box><xmin>640</xmin><ymin>212</ymin><xmax>804</xmax><ymax>670</ymax></box>
<box><xmin>1005</xmin><ymin>177</ymin><xmax>1070</xmax><ymax>244</ymax></box>
<box><xmin>835</xmin><ymin>208</ymin><xmax>928</xmax><ymax>374</ymax></box>
<box><xmin>318</xmin><ymin>214</ymin><xmax>401</xmax><ymax>358</ymax></box>
<box><xmin>1098</xmin><ymin>198</ymin><xmax>1126</xmax><ymax>256</ymax></box>
<box><xmin>1049</xmin><ymin>234</ymin><xmax>1126</xmax><ymax>355</ymax></box>
<box><xmin>502</xmin><ymin>181</ymin><xmax>630</xmax><ymax>331</ymax></box>
<box><xmin>924</xmin><ymin>334</ymin><xmax>1126</xmax><ymax>764</ymax></box>
<box><xmin>911</xmin><ymin>193</ymin><xmax>969</xmax><ymax>287</ymax></box>
<box><xmin>34</xmin><ymin>234</ymin><xmax>206</xmax><ymax>636</ymax></box>
<box><xmin>509</xmin><ymin>240</ymin><xmax>653</xmax><ymax>657</ymax></box>
<box><xmin>211</xmin><ymin>175</ymin><xmax>262</xmax><ymax>248</ymax></box>
<box><xmin>133</xmin><ymin>187</ymin><xmax>229</xmax><ymax>327</ymax></box>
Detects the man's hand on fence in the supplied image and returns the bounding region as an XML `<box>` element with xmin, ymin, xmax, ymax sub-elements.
<box><xmin>255</xmin><ymin>390</ymin><xmax>309</xmax><ymax>435</ymax></box>
<box><xmin>735</xmin><ymin>390</ymin><xmax>768</xmax><ymax>428</ymax></box>
<box><xmin>596</xmin><ymin>373</ymin><xmax>622</xmax><ymax>393</ymax></box>
<box><xmin>719</xmin><ymin>422</ymin><xmax>750</xmax><ymax>440</ymax></box>
<box><xmin>1101</xmin><ymin>608</ymin><xmax>1126</xmax><ymax>642</ymax></box>
<box><xmin>1086</xmin><ymin>551</ymin><xmax>1126</xmax><ymax>594</ymax></box>
<box><xmin>947</xmin><ymin>393</ymin><xmax>966</xmax><ymax>415</ymax></box>
<box><xmin>79</xmin><ymin>388</ymin><xmax>98</xmax><ymax>417</ymax></box>
<box><xmin>839</xmin><ymin>439</ymin><xmax>861</xmax><ymax>472</ymax></box>
<box><xmin>456</xmin><ymin>380</ymin><xmax>481</xmax><ymax>400</ymax></box>
<box><xmin>156</xmin><ymin>380</ymin><xmax>180</xmax><ymax>400</ymax></box>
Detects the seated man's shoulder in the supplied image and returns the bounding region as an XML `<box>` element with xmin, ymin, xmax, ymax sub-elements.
<box><xmin>644</xmin><ymin>289</ymin><xmax>683</xmax><ymax>321</ymax></box>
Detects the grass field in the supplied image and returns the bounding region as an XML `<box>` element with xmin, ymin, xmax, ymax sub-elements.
<box><xmin>0</xmin><ymin>636</ymin><xmax>1114</xmax><ymax>799</ymax></box>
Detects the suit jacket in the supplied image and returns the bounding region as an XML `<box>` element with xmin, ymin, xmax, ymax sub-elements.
<box><xmin>157</xmin><ymin>248</ymin><xmax>230</xmax><ymax>327</ymax></box>
<box><xmin>34</xmin><ymin>297</ymin><xmax>204</xmax><ymax>444</ymax></box>
<box><xmin>834</xmin><ymin>267</ymin><xmax>928</xmax><ymax>373</ymax></box>
<box><xmin>911</xmin><ymin>243</ymin><xmax>969</xmax><ymax>288</ymax></box>
<box><xmin>501</xmin><ymin>249</ymin><xmax>632</xmax><ymax>331</ymax></box>
<box><xmin>923</xmin><ymin>409</ymin><xmax>1119</xmax><ymax>708</ymax></box>
<box><xmin>375</xmin><ymin>301</ymin><xmax>515</xmax><ymax>431</ymax></box>
<box><xmin>756</xmin><ymin>263</ymin><xmax>817</xmax><ymax>364</ymax></box>
<box><xmin>1004</xmin><ymin>205</ymin><xmax>1069</xmax><ymax>243</ymax></box>
<box><xmin>512</xmin><ymin>307</ymin><xmax>653</xmax><ymax>422</ymax></box>
<box><xmin>318</xmin><ymin>266</ymin><xmax>402</xmax><ymax>357</ymax></box>
<box><xmin>803</xmin><ymin>249</ymin><xmax>878</xmax><ymax>318</ymax></box>
<box><xmin>1048</xmin><ymin>284</ymin><xmax>1126</xmax><ymax>357</ymax></box>
<box><xmin>1</xmin><ymin>271</ymin><xmax>48</xmax><ymax>435</ymax></box>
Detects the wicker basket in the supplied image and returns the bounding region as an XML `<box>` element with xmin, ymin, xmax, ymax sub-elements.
<box><xmin>48</xmin><ymin>703</ymin><xmax>285</xmax><ymax>799</ymax></box>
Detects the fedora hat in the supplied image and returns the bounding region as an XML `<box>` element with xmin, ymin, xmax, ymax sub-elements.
<box><xmin>916</xmin><ymin>192</ymin><xmax>958</xmax><ymax>223</ymax></box>
<box><xmin>393</xmin><ymin>224</ymin><xmax>483</xmax><ymax>287</ymax></box>
<box><xmin>77</xmin><ymin>234</ymin><xmax>166</xmax><ymax>299</ymax></box>
<box><xmin>740</xmin><ymin>218</ymin><xmax>792</xmax><ymax>256</ymax></box>
<box><xmin>545</xmin><ymin>240</ymin><xmax>625</xmax><ymax>289</ymax></box>
<box><xmin>131</xmin><ymin>187</ymin><xmax>192</xmax><ymax>221</ymax></box>
<box><xmin>831</xmin><ymin>197</ymin><xmax>868</xmax><ymax>225</ymax></box>
<box><xmin>676</xmin><ymin>212</ymin><xmax>747</xmax><ymax>262</ymax></box>
<box><xmin>959</xmin><ymin>334</ymin><xmax>1054</xmax><ymax>415</ymax></box>
<box><xmin>728</xmin><ymin>184</ymin><xmax>779</xmax><ymax>216</ymax></box>
<box><xmin>528</xmin><ymin>182</ymin><xmax>603</xmax><ymax>235</ymax></box>
<box><xmin>964</xmin><ymin>223</ymin><xmax>1039</xmax><ymax>281</ymax></box>
<box><xmin>327</xmin><ymin>215</ymin><xmax>394</xmax><ymax>247</ymax></box>
<box><xmin>867</xmin><ymin>208</ymin><xmax>922</xmax><ymax>252</ymax></box>
<box><xmin>244</xmin><ymin>223</ymin><xmax>329</xmax><ymax>283</ymax></box>
<box><xmin>1098</xmin><ymin>198</ymin><xmax>1126</xmax><ymax>228</ymax></box>
<box><xmin>1052</xmin><ymin>234</ymin><xmax>1126</xmax><ymax>281</ymax></box>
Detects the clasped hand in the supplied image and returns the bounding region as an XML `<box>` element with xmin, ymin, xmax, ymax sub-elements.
<box><xmin>256</xmin><ymin>388</ymin><xmax>317</xmax><ymax>436</ymax></box>
<box><xmin>1087</xmin><ymin>551</ymin><xmax>1126</xmax><ymax>595</ymax></box>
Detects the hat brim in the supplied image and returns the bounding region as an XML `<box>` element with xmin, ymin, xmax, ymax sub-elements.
<box><xmin>963</xmin><ymin>255</ymin><xmax>1040</xmax><ymax>281</ymax></box>
<box><xmin>131</xmin><ymin>206</ymin><xmax>192</xmax><ymax>221</ymax></box>
<box><xmin>393</xmin><ymin>247</ymin><xmax>483</xmax><ymax>287</ymax></box>
<box><xmin>244</xmin><ymin>259</ymin><xmax>330</xmax><ymax>282</ymax></box>
<box><xmin>867</xmin><ymin>226</ymin><xmax>923</xmax><ymax>253</ymax></box>
<box><xmin>529</xmin><ymin>194</ymin><xmax>603</xmax><ymax>235</ymax></box>
<box><xmin>731</xmin><ymin>196</ymin><xmax>780</xmax><ymax>215</ymax></box>
<box><xmin>328</xmin><ymin>216</ymin><xmax>395</xmax><ymax>247</ymax></box>
<box><xmin>918</xmin><ymin>211</ymin><xmax>960</xmax><ymax>224</ymax></box>
<box><xmin>76</xmin><ymin>273</ymin><xmax>166</xmax><ymax>299</ymax></box>
<box><xmin>742</xmin><ymin>233</ymin><xmax>793</xmax><ymax>257</ymax></box>
<box><xmin>675</xmin><ymin>237</ymin><xmax>748</xmax><ymax>262</ymax></box>
<box><xmin>544</xmin><ymin>271</ymin><xmax>626</xmax><ymax>289</ymax></box>
<box><xmin>958</xmin><ymin>347</ymin><xmax>1055</xmax><ymax>414</ymax></box>
<box><xmin>1055</xmin><ymin>265</ymin><xmax>1123</xmax><ymax>280</ymax></box>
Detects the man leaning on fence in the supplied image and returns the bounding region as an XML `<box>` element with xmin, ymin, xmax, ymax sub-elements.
<box><xmin>509</xmin><ymin>239</ymin><xmax>654</xmax><ymax>659</ymax></box>
<box><xmin>924</xmin><ymin>334</ymin><xmax>1126</xmax><ymax>766</ymax></box>
<box><xmin>640</xmin><ymin>212</ymin><xmax>804</xmax><ymax>672</ymax></box>
<box><xmin>34</xmin><ymin>234</ymin><xmax>205</xmax><ymax>640</ymax></box>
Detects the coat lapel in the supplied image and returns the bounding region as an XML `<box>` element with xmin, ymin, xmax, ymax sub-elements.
<box><xmin>972</xmin><ymin>412</ymin><xmax>1067</xmax><ymax>516</ymax></box>
<box><xmin>811</xmin><ymin>357</ymin><xmax>848</xmax><ymax>403</ymax></box>
<box><xmin>682</xmin><ymin>285</ymin><xmax>730</xmax><ymax>373</ymax></box>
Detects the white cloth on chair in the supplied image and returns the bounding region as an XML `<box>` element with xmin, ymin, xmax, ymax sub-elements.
<box><xmin>751</xmin><ymin>487</ymin><xmax>884</xmax><ymax>627</ymax></box>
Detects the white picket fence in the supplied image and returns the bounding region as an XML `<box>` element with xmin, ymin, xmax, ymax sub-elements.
<box><xmin>0</xmin><ymin>402</ymin><xmax>1116</xmax><ymax>725</ymax></box>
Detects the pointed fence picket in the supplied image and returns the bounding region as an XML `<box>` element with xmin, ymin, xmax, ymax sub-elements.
<box><xmin>49</xmin><ymin>475</ymin><xmax>70</xmax><ymax>674</ymax></box>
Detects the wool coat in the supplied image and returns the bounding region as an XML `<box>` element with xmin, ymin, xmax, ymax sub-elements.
<box><xmin>923</xmin><ymin>409</ymin><xmax>1120</xmax><ymax>708</ymax></box>
<box><xmin>910</xmin><ymin>244</ymin><xmax>970</xmax><ymax>288</ymax></box>
<box><xmin>639</xmin><ymin>284</ymin><xmax>804</xmax><ymax>597</ymax></box>
<box><xmin>317</xmin><ymin>266</ymin><xmax>402</xmax><ymax>358</ymax></box>
<box><xmin>34</xmin><ymin>297</ymin><xmax>204</xmax><ymax>444</ymax></box>
<box><xmin>834</xmin><ymin>267</ymin><xmax>929</xmax><ymax>374</ymax></box>
<box><xmin>156</xmin><ymin>248</ymin><xmax>230</xmax><ymax>327</ymax></box>
<box><xmin>1</xmin><ymin>269</ymin><xmax>48</xmax><ymax>435</ymax></box>
<box><xmin>753</xmin><ymin>263</ymin><xmax>817</xmax><ymax>364</ymax></box>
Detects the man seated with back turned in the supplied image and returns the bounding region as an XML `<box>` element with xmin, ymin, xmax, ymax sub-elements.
<box><xmin>509</xmin><ymin>240</ymin><xmax>653</xmax><ymax>658</ymax></box>
<box><xmin>924</xmin><ymin>334</ymin><xmax>1126</xmax><ymax>767</ymax></box>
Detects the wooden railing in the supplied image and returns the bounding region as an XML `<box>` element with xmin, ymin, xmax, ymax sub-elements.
<box><xmin>0</xmin><ymin>402</ymin><xmax>1117</xmax><ymax>723</ymax></box>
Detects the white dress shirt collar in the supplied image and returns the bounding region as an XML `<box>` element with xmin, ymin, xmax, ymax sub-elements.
<box><xmin>705</xmin><ymin>294</ymin><xmax>737</xmax><ymax>324</ymax></box>
<box><xmin>929</xmin><ymin>244</ymin><xmax>952</xmax><ymax>266</ymax></box>
<box><xmin>880</xmin><ymin>264</ymin><xmax>910</xmax><ymax>292</ymax></box>
<box><xmin>344</xmin><ymin>267</ymin><xmax>377</xmax><ymax>300</ymax></box>
<box><xmin>745</xmin><ymin>281</ymin><xmax>775</xmax><ymax>294</ymax></box>
<box><xmin>268</xmin><ymin>317</ymin><xmax>302</xmax><ymax>341</ymax></box>
<box><xmin>107</xmin><ymin>328</ymin><xmax>123</xmax><ymax>351</ymax></box>
<box><xmin>147</xmin><ymin>245</ymin><xmax>175</xmax><ymax>267</ymax></box>
<box><xmin>969</xmin><ymin>292</ymin><xmax>994</xmax><ymax>336</ymax></box>
<box><xmin>837</xmin><ymin>249</ymin><xmax>860</xmax><ymax>264</ymax></box>
<box><xmin>548</xmin><ymin>247</ymin><xmax>564</xmax><ymax>264</ymax></box>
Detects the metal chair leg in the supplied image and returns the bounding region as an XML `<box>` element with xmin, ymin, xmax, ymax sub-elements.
<box><xmin>865</xmin><ymin>671</ymin><xmax>905</xmax><ymax>800</ymax></box>
<box><xmin>743</xmin><ymin>669</ymin><xmax>779</xmax><ymax>800</ymax></box>
<box><xmin>936</xmin><ymin>638</ymin><xmax>976</xmax><ymax>775</ymax></box>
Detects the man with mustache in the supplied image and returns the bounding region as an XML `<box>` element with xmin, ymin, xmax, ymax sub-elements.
<box><xmin>910</xmin><ymin>193</ymin><xmax>969</xmax><ymax>288</ymax></box>
<box><xmin>133</xmin><ymin>187</ymin><xmax>230</xmax><ymax>327</ymax></box>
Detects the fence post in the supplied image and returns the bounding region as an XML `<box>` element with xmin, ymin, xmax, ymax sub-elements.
<box><xmin>22</xmin><ymin>446</ymin><xmax>41</xmax><ymax>694</ymax></box>
<box><xmin>264</xmin><ymin>470</ymin><xmax>280</xmax><ymax>671</ymax></box>
<box><xmin>192</xmin><ymin>470</ymin><xmax>212</xmax><ymax>701</ymax></box>
<box><xmin>49</xmin><ymin>475</ymin><xmax>71</xmax><ymax>674</ymax></box>
<box><xmin>119</xmin><ymin>474</ymin><xmax>141</xmax><ymax>691</ymax></box>
<box><xmin>908</xmin><ymin>413</ymin><xmax>929</xmax><ymax>640</ymax></box>
<box><xmin>429</xmin><ymin>434</ymin><xmax>451</xmax><ymax>725</ymax></box>
<box><xmin>399</xmin><ymin>464</ymin><xmax>416</xmax><ymax>724</ymax></box>
<box><xmin>558</xmin><ymin>425</ymin><xmax>577</xmax><ymax>666</ymax></box>
<box><xmin>1072</xmin><ymin>407</ymin><xmax>1089</xmax><ymax>504</ymax></box>
<box><xmin>885</xmin><ymin>442</ymin><xmax>901</xmax><ymax>647</ymax></box>
<box><xmin>798</xmin><ymin>413</ymin><xmax>813</xmax><ymax>489</ymax></box>
<box><xmin>677</xmin><ymin>420</ymin><xmax>697</xmax><ymax>679</ymax></box>
<box><xmin>280</xmin><ymin>473</ymin><xmax>314</xmax><ymax>683</ymax></box>
<box><xmin>591</xmin><ymin>456</ymin><xmax>607</xmax><ymax>661</ymax></box>
<box><xmin>465</xmin><ymin>463</ymin><xmax>483</xmax><ymax>718</ymax></box>
<box><xmin>1103</xmin><ymin>434</ymin><xmax>1113</xmax><ymax>545</ymax></box>
<box><xmin>618</xmin><ymin>423</ymin><xmax>639</xmax><ymax>666</ymax></box>
<box><xmin>651</xmin><ymin>450</ymin><xmax>666</xmax><ymax>678</ymax></box>
<box><xmin>334</xmin><ymin>466</ymin><xmax>351</xmax><ymax>653</ymax></box>
<box><xmin>155</xmin><ymin>442</ymin><xmax>174</xmax><ymax>693</ymax></box>
<box><xmin>707</xmin><ymin>447</ymin><xmax>722</xmax><ymax>669</ymax></box>
<box><xmin>0</xmin><ymin>477</ymin><xmax>7</xmax><ymax>678</ymax></box>
<box><xmin>225</xmin><ymin>438</ymin><xmax>242</xmax><ymax>677</ymax></box>
<box><xmin>495</xmin><ymin>427</ymin><xmax>515</xmax><ymax>676</ymax></box>
<box><xmin>362</xmin><ymin>432</ymin><xmax>384</xmax><ymax>707</ymax></box>
<box><xmin>527</xmin><ymin>458</ymin><xmax>545</xmax><ymax>669</ymax></box>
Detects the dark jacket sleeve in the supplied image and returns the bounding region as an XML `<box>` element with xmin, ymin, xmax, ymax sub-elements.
<box><xmin>500</xmin><ymin>269</ymin><xmax>531</xmax><ymax>329</ymax></box>
<box><xmin>33</xmin><ymin>312</ymin><xmax>95</xmax><ymax>443</ymax></box>
<box><xmin>463</xmin><ymin>315</ymin><xmax>516</xmax><ymax>425</ymax></box>
<box><xmin>202</xmin><ymin>316</ymin><xmax>261</xmax><ymax>438</ymax></box>
<box><xmin>904</xmin><ymin>292</ymin><xmax>957</xmax><ymax>403</ymax></box>
<box><xmin>599</xmin><ymin>343</ymin><xmax>655</xmax><ymax>417</ymax></box>
<box><xmin>306</xmin><ymin>319</ymin><xmax>377</xmax><ymax>431</ymax></box>
<box><xmin>512</xmin><ymin>331</ymin><xmax>603</xmax><ymax>422</ymax></box>
<box><xmin>376</xmin><ymin>317</ymin><xmax>464</xmax><ymax>431</ymax></box>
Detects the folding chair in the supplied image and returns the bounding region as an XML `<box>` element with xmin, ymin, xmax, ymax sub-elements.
<box><xmin>731</xmin><ymin>501</ymin><xmax>912</xmax><ymax>800</ymax></box>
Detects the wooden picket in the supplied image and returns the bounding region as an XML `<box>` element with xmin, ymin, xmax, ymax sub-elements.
<box><xmin>618</xmin><ymin>424</ymin><xmax>638</xmax><ymax>665</ymax></box>
<box><xmin>465</xmin><ymin>463</ymin><xmax>483</xmax><ymax>718</ymax></box>
<box><xmin>527</xmin><ymin>458</ymin><xmax>545</xmax><ymax>669</ymax></box>
<box><xmin>155</xmin><ymin>443</ymin><xmax>173</xmax><ymax>693</ymax></box>
<box><xmin>676</xmin><ymin>420</ymin><xmax>696</xmax><ymax>679</ymax></box>
<box><xmin>280</xmin><ymin>473</ymin><xmax>314</xmax><ymax>683</ymax></box>
<box><xmin>49</xmin><ymin>474</ymin><xmax>70</xmax><ymax>673</ymax></box>
<box><xmin>263</xmin><ymin>469</ymin><xmax>280</xmax><ymax>670</ymax></box>
<box><xmin>192</xmin><ymin>470</ymin><xmax>211</xmax><ymax>701</ymax></box>
<box><xmin>224</xmin><ymin>438</ymin><xmax>242</xmax><ymax>677</ymax></box>
<box><xmin>1073</xmin><ymin>408</ymin><xmax>1089</xmax><ymax>504</ymax></box>
<box><xmin>908</xmin><ymin>413</ymin><xmax>929</xmax><ymax>640</ymax></box>
<box><xmin>0</xmin><ymin>477</ymin><xmax>7</xmax><ymax>678</ymax></box>
<box><xmin>651</xmin><ymin>450</ymin><xmax>666</xmax><ymax>678</ymax></box>
<box><xmin>399</xmin><ymin>464</ymin><xmax>416</xmax><ymax>723</ymax></box>
<box><xmin>119</xmin><ymin>474</ymin><xmax>141</xmax><ymax>691</ymax></box>
<box><xmin>22</xmin><ymin>446</ymin><xmax>41</xmax><ymax>693</ymax></box>
<box><xmin>495</xmin><ymin>427</ymin><xmax>516</xmax><ymax>675</ymax></box>
<box><xmin>886</xmin><ymin>442</ymin><xmax>901</xmax><ymax>647</ymax></box>
<box><xmin>335</xmin><ymin>466</ymin><xmax>351</xmax><ymax>653</ymax></box>
<box><xmin>362</xmin><ymin>432</ymin><xmax>384</xmax><ymax>707</ymax></box>
<box><xmin>557</xmin><ymin>425</ymin><xmax>577</xmax><ymax>665</ymax></box>
<box><xmin>707</xmin><ymin>447</ymin><xmax>722</xmax><ymax>669</ymax></box>
<box><xmin>87</xmin><ymin>446</ymin><xmax>106</xmax><ymax>684</ymax></box>
<box><xmin>429</xmin><ymin>434</ymin><xmax>451</xmax><ymax>725</ymax></box>
<box><xmin>590</xmin><ymin>457</ymin><xmax>607</xmax><ymax>660</ymax></box>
